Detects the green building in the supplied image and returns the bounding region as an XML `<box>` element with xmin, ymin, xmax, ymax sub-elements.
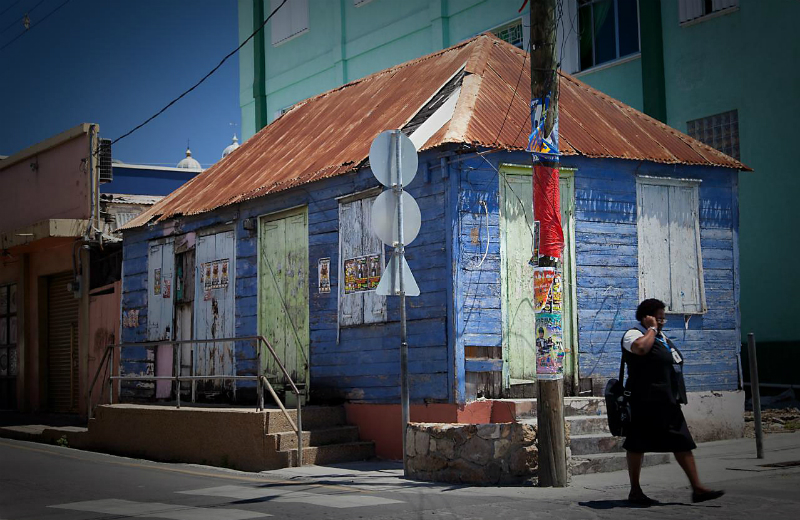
<box><xmin>239</xmin><ymin>0</ymin><xmax>799</xmax><ymax>382</ymax></box>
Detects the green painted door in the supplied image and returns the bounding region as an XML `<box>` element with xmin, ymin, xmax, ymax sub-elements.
<box><xmin>500</xmin><ymin>169</ymin><xmax>537</xmax><ymax>385</ymax></box>
<box><xmin>259</xmin><ymin>208</ymin><xmax>309</xmax><ymax>390</ymax></box>
<box><xmin>500</xmin><ymin>166</ymin><xmax>577</xmax><ymax>391</ymax></box>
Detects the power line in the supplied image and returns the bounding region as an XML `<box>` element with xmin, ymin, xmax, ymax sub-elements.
<box><xmin>0</xmin><ymin>0</ymin><xmax>71</xmax><ymax>51</ymax></box>
<box><xmin>110</xmin><ymin>0</ymin><xmax>288</xmax><ymax>146</ymax></box>
<box><xmin>0</xmin><ymin>0</ymin><xmax>22</xmax><ymax>17</ymax></box>
<box><xmin>0</xmin><ymin>0</ymin><xmax>45</xmax><ymax>34</ymax></box>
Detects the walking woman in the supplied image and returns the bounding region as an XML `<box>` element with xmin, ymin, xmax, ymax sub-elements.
<box><xmin>622</xmin><ymin>298</ymin><xmax>724</xmax><ymax>505</ymax></box>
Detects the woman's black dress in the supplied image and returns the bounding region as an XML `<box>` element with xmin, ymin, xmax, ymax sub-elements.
<box><xmin>622</xmin><ymin>334</ymin><xmax>697</xmax><ymax>453</ymax></box>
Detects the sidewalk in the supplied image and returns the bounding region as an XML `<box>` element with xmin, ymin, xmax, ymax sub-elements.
<box><xmin>256</xmin><ymin>431</ymin><xmax>800</xmax><ymax>517</ymax></box>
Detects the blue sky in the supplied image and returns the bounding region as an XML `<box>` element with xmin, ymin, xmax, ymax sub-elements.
<box><xmin>0</xmin><ymin>0</ymin><xmax>241</xmax><ymax>168</ymax></box>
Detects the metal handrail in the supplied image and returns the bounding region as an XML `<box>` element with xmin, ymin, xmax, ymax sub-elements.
<box><xmin>87</xmin><ymin>335</ymin><xmax>304</xmax><ymax>466</ymax></box>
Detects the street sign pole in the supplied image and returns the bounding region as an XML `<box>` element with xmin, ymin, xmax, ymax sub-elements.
<box><xmin>370</xmin><ymin>129</ymin><xmax>420</xmax><ymax>478</ymax></box>
<box><xmin>393</xmin><ymin>130</ymin><xmax>411</xmax><ymax>477</ymax></box>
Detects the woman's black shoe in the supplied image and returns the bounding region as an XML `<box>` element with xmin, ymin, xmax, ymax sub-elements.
<box><xmin>692</xmin><ymin>489</ymin><xmax>725</xmax><ymax>503</ymax></box>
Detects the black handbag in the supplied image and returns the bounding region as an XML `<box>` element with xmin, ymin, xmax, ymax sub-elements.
<box><xmin>604</xmin><ymin>347</ymin><xmax>632</xmax><ymax>437</ymax></box>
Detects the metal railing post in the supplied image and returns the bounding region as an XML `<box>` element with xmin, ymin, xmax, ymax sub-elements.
<box><xmin>191</xmin><ymin>342</ymin><xmax>196</xmax><ymax>404</ymax></box>
<box><xmin>296</xmin><ymin>395</ymin><xmax>303</xmax><ymax>467</ymax></box>
<box><xmin>109</xmin><ymin>346</ymin><xmax>114</xmax><ymax>405</ymax></box>
<box><xmin>256</xmin><ymin>339</ymin><xmax>263</xmax><ymax>411</ymax></box>
<box><xmin>176</xmin><ymin>341</ymin><xmax>181</xmax><ymax>409</ymax></box>
<box><xmin>747</xmin><ymin>333</ymin><xmax>764</xmax><ymax>459</ymax></box>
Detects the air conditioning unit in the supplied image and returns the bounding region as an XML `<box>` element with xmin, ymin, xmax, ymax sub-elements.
<box><xmin>98</xmin><ymin>138</ymin><xmax>113</xmax><ymax>184</ymax></box>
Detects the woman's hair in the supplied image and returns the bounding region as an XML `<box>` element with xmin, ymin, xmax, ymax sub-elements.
<box><xmin>636</xmin><ymin>298</ymin><xmax>666</xmax><ymax>322</ymax></box>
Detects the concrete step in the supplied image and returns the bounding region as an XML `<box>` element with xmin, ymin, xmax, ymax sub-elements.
<box><xmin>266</xmin><ymin>405</ymin><xmax>347</xmax><ymax>433</ymax></box>
<box><xmin>273</xmin><ymin>425</ymin><xmax>360</xmax><ymax>451</ymax></box>
<box><xmin>565</xmin><ymin>415</ymin><xmax>610</xmax><ymax>435</ymax></box>
<box><xmin>570</xmin><ymin>452</ymin><xmax>671</xmax><ymax>475</ymax></box>
<box><xmin>570</xmin><ymin>433</ymin><xmax>625</xmax><ymax>456</ymax></box>
<box><xmin>494</xmin><ymin>397</ymin><xmax>607</xmax><ymax>421</ymax></box>
<box><xmin>285</xmin><ymin>441</ymin><xmax>375</xmax><ymax>466</ymax></box>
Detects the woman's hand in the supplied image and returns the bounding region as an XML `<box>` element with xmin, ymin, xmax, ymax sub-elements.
<box><xmin>641</xmin><ymin>315</ymin><xmax>658</xmax><ymax>329</ymax></box>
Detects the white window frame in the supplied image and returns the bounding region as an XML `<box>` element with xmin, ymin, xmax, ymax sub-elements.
<box><xmin>636</xmin><ymin>176</ymin><xmax>707</xmax><ymax>315</ymax></box>
<box><xmin>271</xmin><ymin>0</ymin><xmax>309</xmax><ymax>46</ymax></box>
<box><xmin>576</xmin><ymin>0</ymin><xmax>641</xmax><ymax>72</ymax></box>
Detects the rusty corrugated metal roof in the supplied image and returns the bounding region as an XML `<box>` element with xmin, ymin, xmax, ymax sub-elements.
<box><xmin>125</xmin><ymin>34</ymin><xmax>747</xmax><ymax>229</ymax></box>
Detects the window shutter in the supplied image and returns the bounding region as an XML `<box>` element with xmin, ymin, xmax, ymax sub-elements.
<box><xmin>667</xmin><ymin>186</ymin><xmax>704</xmax><ymax>313</ymax></box>
<box><xmin>271</xmin><ymin>0</ymin><xmax>308</xmax><ymax>45</ymax></box>
<box><xmin>362</xmin><ymin>196</ymin><xmax>386</xmax><ymax>323</ymax></box>
<box><xmin>678</xmin><ymin>0</ymin><xmax>703</xmax><ymax>23</ymax></box>
<box><xmin>637</xmin><ymin>183</ymin><xmax>672</xmax><ymax>308</ymax></box>
<box><xmin>339</xmin><ymin>200</ymin><xmax>364</xmax><ymax>326</ymax></box>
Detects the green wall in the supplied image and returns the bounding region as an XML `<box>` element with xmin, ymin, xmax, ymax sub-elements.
<box><xmin>659</xmin><ymin>0</ymin><xmax>800</xmax><ymax>343</ymax></box>
<box><xmin>238</xmin><ymin>0</ymin><xmax>535</xmax><ymax>137</ymax></box>
<box><xmin>574</xmin><ymin>55</ymin><xmax>644</xmax><ymax>111</ymax></box>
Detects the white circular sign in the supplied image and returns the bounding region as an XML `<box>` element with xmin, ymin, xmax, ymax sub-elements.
<box><xmin>369</xmin><ymin>130</ymin><xmax>419</xmax><ymax>187</ymax></box>
<box><xmin>371</xmin><ymin>190</ymin><xmax>421</xmax><ymax>246</ymax></box>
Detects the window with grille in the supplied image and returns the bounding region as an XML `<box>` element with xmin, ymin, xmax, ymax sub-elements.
<box><xmin>687</xmin><ymin>110</ymin><xmax>740</xmax><ymax>161</ymax></box>
<box><xmin>0</xmin><ymin>284</ymin><xmax>18</xmax><ymax>409</ymax></box>
<box><xmin>578</xmin><ymin>0</ymin><xmax>640</xmax><ymax>71</ymax></box>
<box><xmin>491</xmin><ymin>18</ymin><xmax>524</xmax><ymax>49</ymax></box>
<box><xmin>679</xmin><ymin>0</ymin><xmax>738</xmax><ymax>24</ymax></box>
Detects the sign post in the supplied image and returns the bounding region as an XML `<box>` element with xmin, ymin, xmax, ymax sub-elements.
<box><xmin>369</xmin><ymin>130</ymin><xmax>420</xmax><ymax>476</ymax></box>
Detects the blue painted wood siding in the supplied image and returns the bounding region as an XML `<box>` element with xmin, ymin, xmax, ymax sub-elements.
<box><xmin>121</xmin><ymin>150</ymin><xmax>453</xmax><ymax>403</ymax></box>
<box><xmin>572</xmin><ymin>158</ymin><xmax>740</xmax><ymax>392</ymax></box>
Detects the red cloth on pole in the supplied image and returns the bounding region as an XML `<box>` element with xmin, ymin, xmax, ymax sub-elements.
<box><xmin>534</xmin><ymin>164</ymin><xmax>564</xmax><ymax>259</ymax></box>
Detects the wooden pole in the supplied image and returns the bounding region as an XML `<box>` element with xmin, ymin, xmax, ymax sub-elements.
<box><xmin>531</xmin><ymin>0</ymin><xmax>567</xmax><ymax>487</ymax></box>
<box><xmin>747</xmin><ymin>333</ymin><xmax>764</xmax><ymax>459</ymax></box>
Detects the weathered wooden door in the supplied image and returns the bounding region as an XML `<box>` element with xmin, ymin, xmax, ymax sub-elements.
<box><xmin>500</xmin><ymin>169</ymin><xmax>537</xmax><ymax>385</ymax></box>
<box><xmin>259</xmin><ymin>208</ymin><xmax>309</xmax><ymax>390</ymax></box>
<box><xmin>148</xmin><ymin>240</ymin><xmax>174</xmax><ymax>398</ymax></box>
<box><xmin>46</xmin><ymin>272</ymin><xmax>79</xmax><ymax>412</ymax></box>
<box><xmin>193</xmin><ymin>230</ymin><xmax>235</xmax><ymax>399</ymax></box>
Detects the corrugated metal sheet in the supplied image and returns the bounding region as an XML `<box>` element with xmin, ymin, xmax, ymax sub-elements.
<box><xmin>125</xmin><ymin>34</ymin><xmax>747</xmax><ymax>229</ymax></box>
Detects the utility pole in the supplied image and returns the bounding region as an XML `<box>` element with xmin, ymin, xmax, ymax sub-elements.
<box><xmin>529</xmin><ymin>0</ymin><xmax>567</xmax><ymax>487</ymax></box>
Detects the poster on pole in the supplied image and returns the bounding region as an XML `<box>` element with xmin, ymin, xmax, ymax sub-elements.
<box><xmin>533</xmin><ymin>267</ymin><xmax>556</xmax><ymax>313</ymax></box>
<box><xmin>535</xmin><ymin>313</ymin><xmax>564</xmax><ymax>380</ymax></box>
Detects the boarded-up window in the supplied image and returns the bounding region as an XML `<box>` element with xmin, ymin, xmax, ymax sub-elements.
<box><xmin>271</xmin><ymin>0</ymin><xmax>309</xmax><ymax>45</ymax></box>
<box><xmin>338</xmin><ymin>195</ymin><xmax>386</xmax><ymax>326</ymax></box>
<box><xmin>636</xmin><ymin>177</ymin><xmax>706</xmax><ymax>314</ymax></box>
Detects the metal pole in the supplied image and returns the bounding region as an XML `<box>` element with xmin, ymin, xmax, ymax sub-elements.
<box><xmin>394</xmin><ymin>130</ymin><xmax>410</xmax><ymax>477</ymax></box>
<box><xmin>109</xmin><ymin>347</ymin><xmax>114</xmax><ymax>405</ymax></box>
<box><xmin>296</xmin><ymin>395</ymin><xmax>303</xmax><ymax>467</ymax></box>
<box><xmin>257</xmin><ymin>339</ymin><xmax>263</xmax><ymax>411</ymax></box>
<box><xmin>747</xmin><ymin>333</ymin><xmax>764</xmax><ymax>459</ymax></box>
<box><xmin>176</xmin><ymin>342</ymin><xmax>181</xmax><ymax>409</ymax></box>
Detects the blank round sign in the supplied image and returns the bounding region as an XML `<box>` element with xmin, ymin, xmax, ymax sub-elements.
<box><xmin>371</xmin><ymin>190</ymin><xmax>421</xmax><ymax>246</ymax></box>
<box><xmin>369</xmin><ymin>130</ymin><xmax>418</xmax><ymax>187</ymax></box>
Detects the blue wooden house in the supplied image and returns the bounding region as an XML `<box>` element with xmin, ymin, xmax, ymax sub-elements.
<box><xmin>120</xmin><ymin>35</ymin><xmax>746</xmax><ymax>436</ymax></box>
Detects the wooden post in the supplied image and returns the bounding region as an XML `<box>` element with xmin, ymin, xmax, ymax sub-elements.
<box><xmin>747</xmin><ymin>333</ymin><xmax>764</xmax><ymax>459</ymax></box>
<box><xmin>531</xmin><ymin>0</ymin><xmax>567</xmax><ymax>487</ymax></box>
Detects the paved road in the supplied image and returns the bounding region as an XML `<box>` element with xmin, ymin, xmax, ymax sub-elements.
<box><xmin>2</xmin><ymin>433</ymin><xmax>800</xmax><ymax>519</ymax></box>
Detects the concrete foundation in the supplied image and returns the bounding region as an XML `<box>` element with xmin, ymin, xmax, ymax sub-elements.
<box><xmin>682</xmin><ymin>390</ymin><xmax>745</xmax><ymax>442</ymax></box>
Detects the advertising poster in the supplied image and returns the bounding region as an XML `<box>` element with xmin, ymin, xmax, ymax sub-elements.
<box><xmin>153</xmin><ymin>269</ymin><xmax>161</xmax><ymax>295</ymax></box>
<box><xmin>162</xmin><ymin>278</ymin><xmax>171</xmax><ymax>299</ymax></box>
<box><xmin>531</xmin><ymin>220</ymin><xmax>540</xmax><ymax>266</ymax></box>
<box><xmin>367</xmin><ymin>254</ymin><xmax>381</xmax><ymax>289</ymax></box>
<box><xmin>533</xmin><ymin>267</ymin><xmax>556</xmax><ymax>312</ymax></box>
<box><xmin>202</xmin><ymin>259</ymin><xmax>230</xmax><ymax>290</ymax></box>
<box><xmin>344</xmin><ymin>254</ymin><xmax>383</xmax><ymax>294</ymax></box>
<box><xmin>535</xmin><ymin>313</ymin><xmax>564</xmax><ymax>380</ymax></box>
<box><xmin>318</xmin><ymin>258</ymin><xmax>331</xmax><ymax>294</ymax></box>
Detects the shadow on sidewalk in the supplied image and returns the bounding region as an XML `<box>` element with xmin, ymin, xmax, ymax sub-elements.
<box><xmin>579</xmin><ymin>499</ymin><xmax>695</xmax><ymax>509</ymax></box>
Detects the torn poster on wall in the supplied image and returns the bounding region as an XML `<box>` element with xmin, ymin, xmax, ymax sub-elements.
<box><xmin>535</xmin><ymin>313</ymin><xmax>564</xmax><ymax>380</ymax></box>
<box><xmin>343</xmin><ymin>254</ymin><xmax>382</xmax><ymax>294</ymax></box>
<box><xmin>318</xmin><ymin>257</ymin><xmax>331</xmax><ymax>294</ymax></box>
<box><xmin>123</xmin><ymin>309</ymin><xmax>139</xmax><ymax>328</ymax></box>
<box><xmin>201</xmin><ymin>259</ymin><xmax>230</xmax><ymax>290</ymax></box>
<box><xmin>162</xmin><ymin>279</ymin><xmax>171</xmax><ymax>299</ymax></box>
<box><xmin>153</xmin><ymin>269</ymin><xmax>161</xmax><ymax>295</ymax></box>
